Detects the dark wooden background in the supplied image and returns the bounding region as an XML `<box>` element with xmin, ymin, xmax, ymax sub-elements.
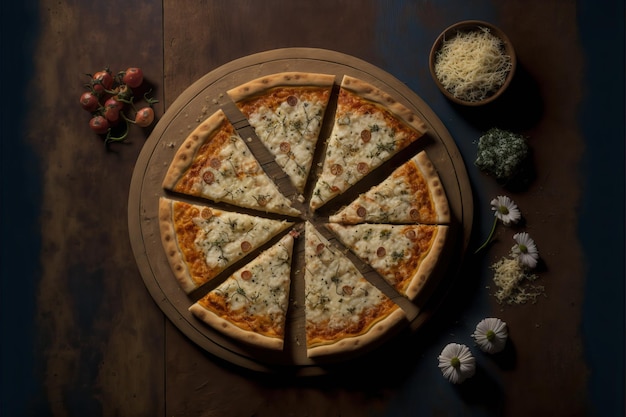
<box><xmin>1</xmin><ymin>1</ymin><xmax>624</xmax><ymax>416</ymax></box>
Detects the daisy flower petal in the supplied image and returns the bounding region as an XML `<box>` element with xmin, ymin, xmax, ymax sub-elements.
<box><xmin>490</xmin><ymin>195</ymin><xmax>521</xmax><ymax>226</ymax></box>
<box><xmin>438</xmin><ymin>343</ymin><xmax>476</xmax><ymax>384</ymax></box>
<box><xmin>472</xmin><ymin>318</ymin><xmax>508</xmax><ymax>353</ymax></box>
<box><xmin>512</xmin><ymin>232</ymin><xmax>539</xmax><ymax>269</ymax></box>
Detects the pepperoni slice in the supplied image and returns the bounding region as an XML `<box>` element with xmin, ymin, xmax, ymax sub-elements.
<box><xmin>330</xmin><ymin>185</ymin><xmax>340</xmax><ymax>192</ymax></box>
<box><xmin>360</xmin><ymin>129</ymin><xmax>371</xmax><ymax>143</ymax></box>
<box><xmin>287</xmin><ymin>95</ymin><xmax>298</xmax><ymax>106</ymax></box>
<box><xmin>356</xmin><ymin>206</ymin><xmax>367</xmax><ymax>218</ymax></box>
<box><xmin>342</xmin><ymin>285</ymin><xmax>353</xmax><ymax>296</ymax></box>
<box><xmin>330</xmin><ymin>164</ymin><xmax>343</xmax><ymax>176</ymax></box>
<box><xmin>404</xmin><ymin>229</ymin><xmax>417</xmax><ymax>241</ymax></box>
<box><xmin>256</xmin><ymin>195</ymin><xmax>268</xmax><ymax>207</ymax></box>
<box><xmin>376</xmin><ymin>247</ymin><xmax>387</xmax><ymax>257</ymax></box>
<box><xmin>279</xmin><ymin>141</ymin><xmax>291</xmax><ymax>153</ymax></box>
<box><xmin>241</xmin><ymin>270</ymin><xmax>252</xmax><ymax>280</ymax></box>
<box><xmin>315</xmin><ymin>243</ymin><xmax>325</xmax><ymax>255</ymax></box>
<box><xmin>410</xmin><ymin>208</ymin><xmax>420</xmax><ymax>220</ymax></box>
<box><xmin>357</xmin><ymin>162</ymin><xmax>369</xmax><ymax>175</ymax></box>
<box><xmin>200</xmin><ymin>207</ymin><xmax>213</xmax><ymax>219</ymax></box>
<box><xmin>240</xmin><ymin>241</ymin><xmax>252</xmax><ymax>252</ymax></box>
<box><xmin>209</xmin><ymin>157</ymin><xmax>221</xmax><ymax>169</ymax></box>
<box><xmin>202</xmin><ymin>170</ymin><xmax>215</xmax><ymax>185</ymax></box>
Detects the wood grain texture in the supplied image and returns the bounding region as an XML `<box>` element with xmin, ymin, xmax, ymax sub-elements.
<box><xmin>6</xmin><ymin>0</ymin><xmax>621</xmax><ymax>415</ymax></box>
<box><xmin>30</xmin><ymin>0</ymin><xmax>166</xmax><ymax>415</ymax></box>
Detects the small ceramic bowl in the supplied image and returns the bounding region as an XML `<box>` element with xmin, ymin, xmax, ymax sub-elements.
<box><xmin>429</xmin><ymin>20</ymin><xmax>516</xmax><ymax>106</ymax></box>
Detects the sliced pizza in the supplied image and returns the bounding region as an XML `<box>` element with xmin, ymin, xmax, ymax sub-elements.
<box><xmin>189</xmin><ymin>232</ymin><xmax>295</xmax><ymax>350</ymax></box>
<box><xmin>329</xmin><ymin>150</ymin><xmax>450</xmax><ymax>224</ymax></box>
<box><xmin>158</xmin><ymin>197</ymin><xmax>293</xmax><ymax>293</ymax></box>
<box><xmin>227</xmin><ymin>72</ymin><xmax>335</xmax><ymax>193</ymax></box>
<box><xmin>310</xmin><ymin>75</ymin><xmax>428</xmax><ymax>211</ymax></box>
<box><xmin>162</xmin><ymin>109</ymin><xmax>300</xmax><ymax>216</ymax></box>
<box><xmin>303</xmin><ymin>221</ymin><xmax>406</xmax><ymax>358</ymax></box>
<box><xmin>326</xmin><ymin>223</ymin><xmax>448</xmax><ymax>301</ymax></box>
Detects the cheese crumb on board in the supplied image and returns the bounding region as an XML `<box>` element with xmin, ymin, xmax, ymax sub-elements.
<box><xmin>491</xmin><ymin>256</ymin><xmax>544</xmax><ymax>304</ymax></box>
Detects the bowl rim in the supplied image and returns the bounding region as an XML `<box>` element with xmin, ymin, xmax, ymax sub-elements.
<box><xmin>429</xmin><ymin>20</ymin><xmax>517</xmax><ymax>106</ymax></box>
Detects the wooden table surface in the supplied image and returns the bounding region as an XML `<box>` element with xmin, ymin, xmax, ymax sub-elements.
<box><xmin>1</xmin><ymin>1</ymin><xmax>624</xmax><ymax>416</ymax></box>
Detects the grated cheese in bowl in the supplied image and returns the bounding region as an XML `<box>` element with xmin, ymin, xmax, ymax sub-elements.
<box><xmin>429</xmin><ymin>21</ymin><xmax>516</xmax><ymax>105</ymax></box>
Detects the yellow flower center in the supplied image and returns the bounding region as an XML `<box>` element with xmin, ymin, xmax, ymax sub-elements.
<box><xmin>450</xmin><ymin>357</ymin><xmax>461</xmax><ymax>368</ymax></box>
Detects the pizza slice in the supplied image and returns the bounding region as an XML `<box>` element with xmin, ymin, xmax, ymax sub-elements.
<box><xmin>326</xmin><ymin>223</ymin><xmax>448</xmax><ymax>301</ymax></box>
<box><xmin>158</xmin><ymin>197</ymin><xmax>293</xmax><ymax>293</ymax></box>
<box><xmin>310</xmin><ymin>75</ymin><xmax>428</xmax><ymax>211</ymax></box>
<box><xmin>227</xmin><ymin>72</ymin><xmax>335</xmax><ymax>193</ymax></box>
<box><xmin>329</xmin><ymin>151</ymin><xmax>450</xmax><ymax>224</ymax></box>
<box><xmin>188</xmin><ymin>232</ymin><xmax>296</xmax><ymax>350</ymax></box>
<box><xmin>162</xmin><ymin>109</ymin><xmax>300</xmax><ymax>216</ymax></box>
<box><xmin>303</xmin><ymin>221</ymin><xmax>406</xmax><ymax>358</ymax></box>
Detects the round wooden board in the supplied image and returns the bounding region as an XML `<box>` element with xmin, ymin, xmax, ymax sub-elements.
<box><xmin>128</xmin><ymin>48</ymin><xmax>473</xmax><ymax>375</ymax></box>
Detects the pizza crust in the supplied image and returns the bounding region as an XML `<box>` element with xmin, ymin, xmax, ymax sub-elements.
<box><xmin>158</xmin><ymin>197</ymin><xmax>197</xmax><ymax>293</ymax></box>
<box><xmin>189</xmin><ymin>304</ymin><xmax>284</xmax><ymax>350</ymax></box>
<box><xmin>162</xmin><ymin>109</ymin><xmax>228</xmax><ymax>191</ymax></box>
<box><xmin>404</xmin><ymin>225</ymin><xmax>448</xmax><ymax>300</ymax></box>
<box><xmin>227</xmin><ymin>72</ymin><xmax>336</xmax><ymax>102</ymax></box>
<box><xmin>414</xmin><ymin>151</ymin><xmax>450</xmax><ymax>223</ymax></box>
<box><xmin>306</xmin><ymin>308</ymin><xmax>406</xmax><ymax>358</ymax></box>
<box><xmin>340</xmin><ymin>75</ymin><xmax>428</xmax><ymax>135</ymax></box>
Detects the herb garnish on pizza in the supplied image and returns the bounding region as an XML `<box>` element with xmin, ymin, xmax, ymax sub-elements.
<box><xmin>326</xmin><ymin>223</ymin><xmax>448</xmax><ymax>301</ymax></box>
<box><xmin>228</xmin><ymin>72</ymin><xmax>335</xmax><ymax>194</ymax></box>
<box><xmin>162</xmin><ymin>109</ymin><xmax>300</xmax><ymax>216</ymax></box>
<box><xmin>329</xmin><ymin>150</ymin><xmax>450</xmax><ymax>224</ymax></box>
<box><xmin>189</xmin><ymin>232</ymin><xmax>296</xmax><ymax>350</ymax></box>
<box><xmin>310</xmin><ymin>75</ymin><xmax>428</xmax><ymax>211</ymax></box>
<box><xmin>158</xmin><ymin>197</ymin><xmax>292</xmax><ymax>293</ymax></box>
<box><xmin>303</xmin><ymin>222</ymin><xmax>406</xmax><ymax>357</ymax></box>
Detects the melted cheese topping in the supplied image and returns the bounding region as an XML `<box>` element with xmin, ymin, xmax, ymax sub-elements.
<box><xmin>330</xmin><ymin>157</ymin><xmax>435</xmax><ymax>224</ymax></box>
<box><xmin>195</xmin><ymin>234</ymin><xmax>293</xmax><ymax>336</ymax></box>
<box><xmin>310</xmin><ymin>89</ymin><xmax>421</xmax><ymax>210</ymax></box>
<box><xmin>173</xmin><ymin>120</ymin><xmax>299</xmax><ymax>215</ymax></box>
<box><xmin>434</xmin><ymin>28</ymin><xmax>512</xmax><ymax>102</ymax></box>
<box><xmin>172</xmin><ymin>201</ymin><xmax>291</xmax><ymax>287</ymax></box>
<box><xmin>238</xmin><ymin>87</ymin><xmax>330</xmax><ymax>192</ymax></box>
<box><xmin>327</xmin><ymin>223</ymin><xmax>437</xmax><ymax>294</ymax></box>
<box><xmin>303</xmin><ymin>222</ymin><xmax>395</xmax><ymax>345</ymax></box>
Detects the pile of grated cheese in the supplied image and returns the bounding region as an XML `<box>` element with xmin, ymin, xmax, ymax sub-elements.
<box><xmin>434</xmin><ymin>27</ymin><xmax>512</xmax><ymax>102</ymax></box>
<box><xmin>491</xmin><ymin>256</ymin><xmax>544</xmax><ymax>304</ymax></box>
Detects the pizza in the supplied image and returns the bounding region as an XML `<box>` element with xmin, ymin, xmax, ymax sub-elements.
<box><xmin>189</xmin><ymin>232</ymin><xmax>295</xmax><ymax>350</ymax></box>
<box><xmin>309</xmin><ymin>75</ymin><xmax>428</xmax><ymax>211</ymax></box>
<box><xmin>156</xmin><ymin>70</ymin><xmax>455</xmax><ymax>360</ymax></box>
<box><xmin>303</xmin><ymin>222</ymin><xmax>406</xmax><ymax>357</ymax></box>
<box><xmin>329</xmin><ymin>150</ymin><xmax>450</xmax><ymax>224</ymax></box>
<box><xmin>162</xmin><ymin>108</ymin><xmax>300</xmax><ymax>216</ymax></box>
<box><xmin>325</xmin><ymin>223</ymin><xmax>448</xmax><ymax>301</ymax></box>
<box><xmin>158</xmin><ymin>197</ymin><xmax>292</xmax><ymax>293</ymax></box>
<box><xmin>227</xmin><ymin>72</ymin><xmax>335</xmax><ymax>194</ymax></box>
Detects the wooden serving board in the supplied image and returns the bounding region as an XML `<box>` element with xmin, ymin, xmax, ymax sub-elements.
<box><xmin>128</xmin><ymin>48</ymin><xmax>473</xmax><ymax>375</ymax></box>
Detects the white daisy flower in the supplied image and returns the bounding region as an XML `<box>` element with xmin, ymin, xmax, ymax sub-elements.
<box><xmin>475</xmin><ymin>196</ymin><xmax>522</xmax><ymax>254</ymax></box>
<box><xmin>437</xmin><ymin>343</ymin><xmax>476</xmax><ymax>384</ymax></box>
<box><xmin>512</xmin><ymin>232</ymin><xmax>539</xmax><ymax>269</ymax></box>
<box><xmin>472</xmin><ymin>318</ymin><xmax>508</xmax><ymax>353</ymax></box>
<box><xmin>491</xmin><ymin>195</ymin><xmax>521</xmax><ymax>226</ymax></box>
